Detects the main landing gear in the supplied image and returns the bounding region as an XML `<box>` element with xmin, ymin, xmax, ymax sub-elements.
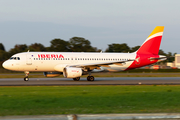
<box><xmin>87</xmin><ymin>71</ymin><xmax>94</xmax><ymax>81</ymax></box>
<box><xmin>24</xmin><ymin>71</ymin><xmax>29</xmax><ymax>81</ymax></box>
<box><xmin>87</xmin><ymin>76</ymin><xmax>94</xmax><ymax>81</ymax></box>
<box><xmin>73</xmin><ymin>76</ymin><xmax>95</xmax><ymax>81</ymax></box>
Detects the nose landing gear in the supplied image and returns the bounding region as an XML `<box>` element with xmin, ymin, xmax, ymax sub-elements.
<box><xmin>24</xmin><ymin>77</ymin><xmax>29</xmax><ymax>81</ymax></box>
<box><xmin>24</xmin><ymin>71</ymin><xmax>29</xmax><ymax>81</ymax></box>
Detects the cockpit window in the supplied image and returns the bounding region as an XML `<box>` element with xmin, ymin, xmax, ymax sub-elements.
<box><xmin>9</xmin><ymin>57</ymin><xmax>20</xmax><ymax>60</ymax></box>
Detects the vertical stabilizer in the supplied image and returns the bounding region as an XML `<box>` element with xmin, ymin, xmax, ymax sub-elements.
<box><xmin>137</xmin><ymin>26</ymin><xmax>164</xmax><ymax>55</ymax></box>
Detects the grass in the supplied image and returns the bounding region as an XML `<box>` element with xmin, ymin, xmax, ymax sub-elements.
<box><xmin>0</xmin><ymin>85</ymin><xmax>180</xmax><ymax>116</ymax></box>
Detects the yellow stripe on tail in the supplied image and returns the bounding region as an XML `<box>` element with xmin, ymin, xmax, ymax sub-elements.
<box><xmin>147</xmin><ymin>26</ymin><xmax>164</xmax><ymax>38</ymax></box>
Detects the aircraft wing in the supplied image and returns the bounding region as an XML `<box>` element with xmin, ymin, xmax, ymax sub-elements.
<box><xmin>69</xmin><ymin>59</ymin><xmax>135</xmax><ymax>70</ymax></box>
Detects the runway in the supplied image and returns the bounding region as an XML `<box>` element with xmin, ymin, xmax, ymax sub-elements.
<box><xmin>1</xmin><ymin>77</ymin><xmax>180</xmax><ymax>86</ymax></box>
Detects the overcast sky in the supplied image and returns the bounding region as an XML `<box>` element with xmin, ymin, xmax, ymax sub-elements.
<box><xmin>0</xmin><ymin>0</ymin><xmax>180</xmax><ymax>53</ymax></box>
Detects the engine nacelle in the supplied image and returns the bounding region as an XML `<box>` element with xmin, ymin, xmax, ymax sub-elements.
<box><xmin>63</xmin><ymin>67</ymin><xmax>82</xmax><ymax>78</ymax></box>
<box><xmin>43</xmin><ymin>72</ymin><xmax>62</xmax><ymax>77</ymax></box>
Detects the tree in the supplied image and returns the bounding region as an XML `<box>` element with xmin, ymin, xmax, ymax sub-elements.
<box><xmin>131</xmin><ymin>46</ymin><xmax>140</xmax><ymax>52</ymax></box>
<box><xmin>0</xmin><ymin>50</ymin><xmax>8</xmax><ymax>61</ymax></box>
<box><xmin>48</xmin><ymin>39</ymin><xmax>70</xmax><ymax>52</ymax></box>
<box><xmin>106</xmin><ymin>43</ymin><xmax>130</xmax><ymax>52</ymax></box>
<box><xmin>0</xmin><ymin>43</ymin><xmax>5</xmax><ymax>51</ymax></box>
<box><xmin>159</xmin><ymin>49</ymin><xmax>166</xmax><ymax>56</ymax></box>
<box><xmin>8</xmin><ymin>44</ymin><xmax>28</xmax><ymax>56</ymax></box>
<box><xmin>28</xmin><ymin>43</ymin><xmax>46</xmax><ymax>51</ymax></box>
<box><xmin>69</xmin><ymin>37</ymin><xmax>96</xmax><ymax>52</ymax></box>
<box><xmin>167</xmin><ymin>52</ymin><xmax>175</xmax><ymax>62</ymax></box>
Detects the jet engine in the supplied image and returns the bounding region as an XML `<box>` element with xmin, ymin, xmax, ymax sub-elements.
<box><xmin>43</xmin><ymin>72</ymin><xmax>62</xmax><ymax>77</ymax></box>
<box><xmin>63</xmin><ymin>67</ymin><xmax>82</xmax><ymax>78</ymax></box>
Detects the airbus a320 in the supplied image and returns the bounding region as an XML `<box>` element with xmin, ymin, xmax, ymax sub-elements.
<box><xmin>2</xmin><ymin>26</ymin><xmax>166</xmax><ymax>81</ymax></box>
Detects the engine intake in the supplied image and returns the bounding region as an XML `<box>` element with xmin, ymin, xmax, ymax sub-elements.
<box><xmin>43</xmin><ymin>72</ymin><xmax>62</xmax><ymax>77</ymax></box>
<box><xmin>63</xmin><ymin>67</ymin><xmax>82</xmax><ymax>78</ymax></box>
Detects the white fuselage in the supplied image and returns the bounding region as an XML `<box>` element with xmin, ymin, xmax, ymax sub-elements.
<box><xmin>3</xmin><ymin>52</ymin><xmax>136</xmax><ymax>72</ymax></box>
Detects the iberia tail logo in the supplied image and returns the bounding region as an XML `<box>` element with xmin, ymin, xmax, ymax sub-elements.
<box><xmin>126</xmin><ymin>26</ymin><xmax>164</xmax><ymax>71</ymax></box>
<box><xmin>137</xmin><ymin>26</ymin><xmax>164</xmax><ymax>55</ymax></box>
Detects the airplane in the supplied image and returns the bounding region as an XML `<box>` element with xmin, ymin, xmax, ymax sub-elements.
<box><xmin>2</xmin><ymin>26</ymin><xmax>166</xmax><ymax>81</ymax></box>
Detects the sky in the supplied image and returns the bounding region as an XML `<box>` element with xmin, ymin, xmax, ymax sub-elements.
<box><xmin>0</xmin><ymin>0</ymin><xmax>180</xmax><ymax>53</ymax></box>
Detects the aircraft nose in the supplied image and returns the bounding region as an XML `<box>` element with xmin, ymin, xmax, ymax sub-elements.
<box><xmin>2</xmin><ymin>61</ymin><xmax>10</xmax><ymax>69</ymax></box>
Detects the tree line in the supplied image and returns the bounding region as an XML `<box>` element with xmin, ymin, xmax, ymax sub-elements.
<box><xmin>0</xmin><ymin>37</ymin><xmax>175</xmax><ymax>62</ymax></box>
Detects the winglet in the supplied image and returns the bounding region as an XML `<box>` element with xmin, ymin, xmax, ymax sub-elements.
<box><xmin>137</xmin><ymin>26</ymin><xmax>164</xmax><ymax>55</ymax></box>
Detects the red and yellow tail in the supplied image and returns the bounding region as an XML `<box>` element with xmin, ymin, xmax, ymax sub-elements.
<box><xmin>137</xmin><ymin>26</ymin><xmax>164</xmax><ymax>55</ymax></box>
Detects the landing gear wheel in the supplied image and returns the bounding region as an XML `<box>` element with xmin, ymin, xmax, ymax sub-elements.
<box><xmin>87</xmin><ymin>76</ymin><xmax>90</xmax><ymax>81</ymax></box>
<box><xmin>24</xmin><ymin>77</ymin><xmax>29</xmax><ymax>81</ymax></box>
<box><xmin>87</xmin><ymin>76</ymin><xmax>94</xmax><ymax>81</ymax></box>
<box><xmin>73</xmin><ymin>77</ymin><xmax>80</xmax><ymax>81</ymax></box>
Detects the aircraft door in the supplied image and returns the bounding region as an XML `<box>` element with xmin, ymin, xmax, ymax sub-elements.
<box><xmin>26</xmin><ymin>53</ymin><xmax>32</xmax><ymax>65</ymax></box>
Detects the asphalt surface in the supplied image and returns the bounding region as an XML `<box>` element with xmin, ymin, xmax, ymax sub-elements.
<box><xmin>1</xmin><ymin>113</ymin><xmax>180</xmax><ymax>120</ymax></box>
<box><xmin>1</xmin><ymin>77</ymin><xmax>180</xmax><ymax>86</ymax></box>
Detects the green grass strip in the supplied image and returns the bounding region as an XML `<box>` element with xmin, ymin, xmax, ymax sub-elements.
<box><xmin>0</xmin><ymin>85</ymin><xmax>180</xmax><ymax>116</ymax></box>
